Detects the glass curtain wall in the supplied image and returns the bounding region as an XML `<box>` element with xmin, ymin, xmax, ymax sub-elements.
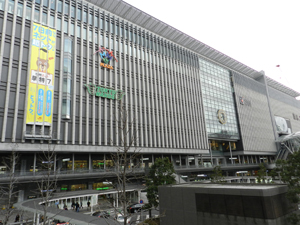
<box><xmin>199</xmin><ymin>58</ymin><xmax>240</xmax><ymax>140</ymax></box>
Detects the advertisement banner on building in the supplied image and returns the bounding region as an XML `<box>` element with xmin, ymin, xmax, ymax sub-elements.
<box><xmin>26</xmin><ymin>22</ymin><xmax>56</xmax><ymax>125</ymax></box>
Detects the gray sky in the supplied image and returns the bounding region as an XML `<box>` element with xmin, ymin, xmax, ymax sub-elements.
<box><xmin>124</xmin><ymin>0</ymin><xmax>300</xmax><ymax>96</ymax></box>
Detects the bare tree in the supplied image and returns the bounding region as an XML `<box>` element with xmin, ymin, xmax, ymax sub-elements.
<box><xmin>0</xmin><ymin>144</ymin><xmax>19</xmax><ymax>225</ymax></box>
<box><xmin>33</xmin><ymin>144</ymin><xmax>59</xmax><ymax>225</ymax></box>
<box><xmin>109</xmin><ymin>101</ymin><xmax>142</xmax><ymax>225</ymax></box>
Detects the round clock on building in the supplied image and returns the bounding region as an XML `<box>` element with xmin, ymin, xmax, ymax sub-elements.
<box><xmin>217</xmin><ymin>109</ymin><xmax>227</xmax><ymax>124</ymax></box>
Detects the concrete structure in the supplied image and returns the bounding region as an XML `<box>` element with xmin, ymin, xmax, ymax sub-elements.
<box><xmin>159</xmin><ymin>183</ymin><xmax>297</xmax><ymax>225</ymax></box>
<box><xmin>1</xmin><ymin>0</ymin><xmax>300</xmax><ymax>203</ymax></box>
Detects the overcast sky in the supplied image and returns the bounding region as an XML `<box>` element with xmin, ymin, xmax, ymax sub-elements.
<box><xmin>124</xmin><ymin>0</ymin><xmax>300</xmax><ymax>97</ymax></box>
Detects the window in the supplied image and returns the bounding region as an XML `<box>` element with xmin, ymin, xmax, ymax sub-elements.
<box><xmin>57</xmin><ymin>18</ymin><xmax>61</xmax><ymax>31</ymax></box>
<box><xmin>34</xmin><ymin>9</ymin><xmax>40</xmax><ymax>21</ymax></box>
<box><xmin>62</xmin><ymin>37</ymin><xmax>73</xmax><ymax>120</ymax></box>
<box><xmin>26</xmin><ymin>6</ymin><xmax>31</xmax><ymax>19</ymax></box>
<box><xmin>64</xmin><ymin>20</ymin><xmax>68</xmax><ymax>33</ymax></box>
<box><xmin>64</xmin><ymin>2</ymin><xmax>69</xmax><ymax>15</ymax></box>
<box><xmin>49</xmin><ymin>15</ymin><xmax>54</xmax><ymax>27</ymax></box>
<box><xmin>94</xmin><ymin>16</ymin><xmax>98</xmax><ymax>27</ymax></box>
<box><xmin>70</xmin><ymin>23</ymin><xmax>75</xmax><ymax>36</ymax></box>
<box><xmin>62</xmin><ymin>99</ymin><xmax>71</xmax><ymax>119</ymax></box>
<box><xmin>43</xmin><ymin>0</ymin><xmax>48</xmax><ymax>7</ymax></box>
<box><xmin>83</xmin><ymin>10</ymin><xmax>87</xmax><ymax>23</ymax></box>
<box><xmin>50</xmin><ymin>0</ymin><xmax>55</xmax><ymax>10</ymax></box>
<box><xmin>77</xmin><ymin>25</ymin><xmax>81</xmax><ymax>38</ymax></box>
<box><xmin>17</xmin><ymin>3</ymin><xmax>23</xmax><ymax>17</ymax></box>
<box><xmin>71</xmin><ymin>5</ymin><xmax>75</xmax><ymax>18</ymax></box>
<box><xmin>83</xmin><ymin>27</ymin><xmax>87</xmax><ymax>40</ymax></box>
<box><xmin>57</xmin><ymin>0</ymin><xmax>62</xmax><ymax>13</ymax></box>
<box><xmin>42</xmin><ymin>12</ymin><xmax>47</xmax><ymax>24</ymax></box>
<box><xmin>8</xmin><ymin>0</ymin><xmax>14</xmax><ymax>14</ymax></box>
<box><xmin>77</xmin><ymin>8</ymin><xmax>81</xmax><ymax>20</ymax></box>
<box><xmin>0</xmin><ymin>0</ymin><xmax>5</xmax><ymax>10</ymax></box>
<box><xmin>89</xmin><ymin>30</ymin><xmax>92</xmax><ymax>42</ymax></box>
<box><xmin>89</xmin><ymin>13</ymin><xmax>93</xmax><ymax>25</ymax></box>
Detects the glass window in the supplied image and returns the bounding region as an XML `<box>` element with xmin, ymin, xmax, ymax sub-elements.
<box><xmin>89</xmin><ymin>30</ymin><xmax>92</xmax><ymax>42</ymax></box>
<box><xmin>34</xmin><ymin>9</ymin><xmax>40</xmax><ymax>21</ymax></box>
<box><xmin>115</xmin><ymin>25</ymin><xmax>119</xmax><ymax>36</ymax></box>
<box><xmin>99</xmin><ymin>35</ymin><xmax>103</xmax><ymax>46</ymax></box>
<box><xmin>77</xmin><ymin>8</ymin><xmax>81</xmax><ymax>20</ymax></box>
<box><xmin>49</xmin><ymin>15</ymin><xmax>54</xmax><ymax>27</ymax></box>
<box><xmin>64</xmin><ymin>20</ymin><xmax>68</xmax><ymax>33</ymax></box>
<box><xmin>89</xmin><ymin>13</ymin><xmax>93</xmax><ymax>25</ymax></box>
<box><xmin>83</xmin><ymin>27</ymin><xmax>87</xmax><ymax>40</ymax></box>
<box><xmin>42</xmin><ymin>12</ymin><xmax>47</xmax><ymax>24</ymax></box>
<box><xmin>35</xmin><ymin>0</ymin><xmax>41</xmax><ymax>4</ymax></box>
<box><xmin>71</xmin><ymin>5</ymin><xmax>75</xmax><ymax>18</ymax></box>
<box><xmin>70</xmin><ymin>23</ymin><xmax>75</xmax><ymax>36</ymax></box>
<box><xmin>57</xmin><ymin>0</ymin><xmax>62</xmax><ymax>13</ymax></box>
<box><xmin>83</xmin><ymin>11</ymin><xmax>87</xmax><ymax>23</ymax></box>
<box><xmin>110</xmin><ymin>23</ymin><xmax>114</xmax><ymax>34</ymax></box>
<box><xmin>105</xmin><ymin>20</ymin><xmax>109</xmax><ymax>32</ymax></box>
<box><xmin>120</xmin><ymin>27</ymin><xmax>123</xmax><ymax>37</ymax></box>
<box><xmin>105</xmin><ymin>36</ymin><xmax>108</xmax><ymax>47</ymax></box>
<box><xmin>94</xmin><ymin>33</ymin><xmax>98</xmax><ymax>44</ymax></box>
<box><xmin>43</xmin><ymin>0</ymin><xmax>48</xmax><ymax>7</ymax></box>
<box><xmin>63</xmin><ymin>58</ymin><xmax>72</xmax><ymax>73</ymax></box>
<box><xmin>17</xmin><ymin>3</ymin><xmax>23</xmax><ymax>17</ymax></box>
<box><xmin>64</xmin><ymin>2</ymin><xmax>69</xmax><ymax>14</ymax></box>
<box><xmin>0</xmin><ymin>0</ymin><xmax>5</xmax><ymax>10</ymax></box>
<box><xmin>100</xmin><ymin>18</ymin><xmax>103</xmax><ymax>29</ymax></box>
<box><xmin>8</xmin><ymin>0</ymin><xmax>14</xmax><ymax>14</ymax></box>
<box><xmin>62</xmin><ymin>99</ymin><xmax>71</xmax><ymax>118</ymax></box>
<box><xmin>26</xmin><ymin>6</ymin><xmax>31</xmax><ymax>20</ymax></box>
<box><xmin>94</xmin><ymin>16</ymin><xmax>98</xmax><ymax>27</ymax></box>
<box><xmin>77</xmin><ymin>25</ymin><xmax>81</xmax><ymax>38</ymax></box>
<box><xmin>57</xmin><ymin>17</ymin><xmax>61</xmax><ymax>31</ymax></box>
<box><xmin>50</xmin><ymin>0</ymin><xmax>55</xmax><ymax>10</ymax></box>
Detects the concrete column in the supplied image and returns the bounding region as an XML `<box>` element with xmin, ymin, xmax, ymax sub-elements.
<box><xmin>33</xmin><ymin>153</ymin><xmax>36</xmax><ymax>176</ymax></box>
<box><xmin>89</xmin><ymin>153</ymin><xmax>92</xmax><ymax>171</ymax></box>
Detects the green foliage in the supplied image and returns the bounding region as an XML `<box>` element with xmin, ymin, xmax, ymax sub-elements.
<box><xmin>274</xmin><ymin>151</ymin><xmax>300</xmax><ymax>224</ymax></box>
<box><xmin>275</xmin><ymin>151</ymin><xmax>300</xmax><ymax>203</ymax></box>
<box><xmin>287</xmin><ymin>213</ymin><xmax>300</xmax><ymax>225</ymax></box>
<box><xmin>257</xmin><ymin>163</ymin><xmax>267</xmax><ymax>183</ymax></box>
<box><xmin>211</xmin><ymin>166</ymin><xmax>224</xmax><ymax>183</ymax></box>
<box><xmin>145</xmin><ymin>157</ymin><xmax>176</xmax><ymax>209</ymax></box>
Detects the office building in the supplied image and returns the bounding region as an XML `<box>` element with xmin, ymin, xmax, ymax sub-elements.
<box><xmin>1</xmin><ymin>0</ymin><xmax>300</xmax><ymax>201</ymax></box>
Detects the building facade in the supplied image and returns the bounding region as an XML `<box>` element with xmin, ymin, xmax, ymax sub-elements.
<box><xmin>1</xmin><ymin>0</ymin><xmax>300</xmax><ymax>201</ymax></box>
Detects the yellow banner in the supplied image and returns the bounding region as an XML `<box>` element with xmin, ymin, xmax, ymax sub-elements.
<box><xmin>26</xmin><ymin>23</ymin><xmax>56</xmax><ymax>125</ymax></box>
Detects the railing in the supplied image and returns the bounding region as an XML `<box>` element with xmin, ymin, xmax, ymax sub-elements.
<box><xmin>0</xmin><ymin>162</ymin><xmax>272</xmax><ymax>179</ymax></box>
<box><xmin>0</xmin><ymin>167</ymin><xmax>146</xmax><ymax>179</ymax></box>
<box><xmin>174</xmin><ymin>162</ymin><xmax>273</xmax><ymax>170</ymax></box>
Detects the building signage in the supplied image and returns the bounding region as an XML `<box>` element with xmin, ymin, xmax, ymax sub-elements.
<box><xmin>239</xmin><ymin>96</ymin><xmax>251</xmax><ymax>106</ymax></box>
<box><xmin>217</xmin><ymin>109</ymin><xmax>227</xmax><ymax>124</ymax></box>
<box><xmin>94</xmin><ymin>47</ymin><xmax>118</xmax><ymax>70</ymax></box>
<box><xmin>26</xmin><ymin>22</ymin><xmax>56</xmax><ymax>125</ymax></box>
<box><xmin>84</xmin><ymin>83</ymin><xmax>125</xmax><ymax>100</ymax></box>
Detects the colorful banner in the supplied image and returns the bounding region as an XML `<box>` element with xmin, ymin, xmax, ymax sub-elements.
<box><xmin>26</xmin><ymin>23</ymin><xmax>56</xmax><ymax>125</ymax></box>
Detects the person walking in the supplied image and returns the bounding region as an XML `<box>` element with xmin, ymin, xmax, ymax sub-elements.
<box><xmin>75</xmin><ymin>202</ymin><xmax>80</xmax><ymax>212</ymax></box>
<box><xmin>15</xmin><ymin>214</ymin><xmax>20</xmax><ymax>222</ymax></box>
<box><xmin>87</xmin><ymin>201</ymin><xmax>90</xmax><ymax>211</ymax></box>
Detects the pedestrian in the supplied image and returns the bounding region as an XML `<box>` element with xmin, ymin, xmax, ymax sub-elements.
<box><xmin>71</xmin><ymin>201</ymin><xmax>75</xmax><ymax>210</ymax></box>
<box><xmin>87</xmin><ymin>201</ymin><xmax>90</xmax><ymax>210</ymax></box>
<box><xmin>80</xmin><ymin>201</ymin><xmax>83</xmax><ymax>209</ymax></box>
<box><xmin>15</xmin><ymin>214</ymin><xmax>20</xmax><ymax>222</ymax></box>
<box><xmin>75</xmin><ymin>202</ymin><xmax>80</xmax><ymax>212</ymax></box>
<box><xmin>64</xmin><ymin>203</ymin><xmax>68</xmax><ymax>210</ymax></box>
